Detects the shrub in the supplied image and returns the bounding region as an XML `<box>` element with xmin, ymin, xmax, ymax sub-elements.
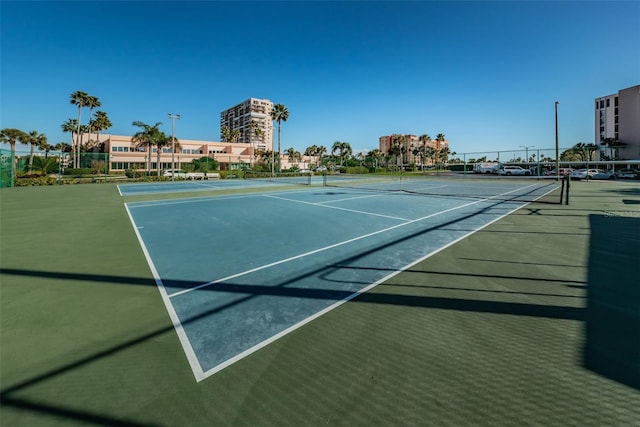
<box><xmin>15</xmin><ymin>176</ymin><xmax>58</xmax><ymax>186</ymax></box>
<box><xmin>345</xmin><ymin>166</ymin><xmax>369</xmax><ymax>174</ymax></box>
<box><xmin>64</xmin><ymin>168</ymin><xmax>93</xmax><ymax>176</ymax></box>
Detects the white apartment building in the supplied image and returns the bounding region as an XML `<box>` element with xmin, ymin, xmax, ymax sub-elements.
<box><xmin>595</xmin><ymin>84</ymin><xmax>640</xmax><ymax>159</ymax></box>
<box><xmin>220</xmin><ymin>98</ymin><xmax>274</xmax><ymax>152</ymax></box>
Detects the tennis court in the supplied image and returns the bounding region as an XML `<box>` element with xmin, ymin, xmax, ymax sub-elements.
<box><xmin>124</xmin><ymin>177</ymin><xmax>561</xmax><ymax>380</ymax></box>
<box><xmin>2</xmin><ymin>178</ymin><xmax>639</xmax><ymax>426</ymax></box>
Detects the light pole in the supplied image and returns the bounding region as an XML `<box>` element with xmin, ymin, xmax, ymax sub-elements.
<box><xmin>555</xmin><ymin>101</ymin><xmax>559</xmax><ymax>181</ymax></box>
<box><xmin>519</xmin><ymin>145</ymin><xmax>535</xmax><ymax>164</ymax></box>
<box><xmin>168</xmin><ymin>113</ymin><xmax>180</xmax><ymax>181</ymax></box>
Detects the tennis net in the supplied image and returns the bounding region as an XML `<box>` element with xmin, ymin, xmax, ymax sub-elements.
<box><xmin>244</xmin><ymin>170</ymin><xmax>312</xmax><ymax>186</ymax></box>
<box><xmin>322</xmin><ymin>173</ymin><xmax>567</xmax><ymax>203</ymax></box>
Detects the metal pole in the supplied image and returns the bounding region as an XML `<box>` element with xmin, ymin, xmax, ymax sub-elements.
<box><xmin>555</xmin><ymin>101</ymin><xmax>559</xmax><ymax>181</ymax></box>
<box><xmin>168</xmin><ymin>113</ymin><xmax>180</xmax><ymax>181</ymax></box>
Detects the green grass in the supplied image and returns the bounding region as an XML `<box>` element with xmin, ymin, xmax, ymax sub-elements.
<box><xmin>2</xmin><ymin>181</ymin><xmax>639</xmax><ymax>426</ymax></box>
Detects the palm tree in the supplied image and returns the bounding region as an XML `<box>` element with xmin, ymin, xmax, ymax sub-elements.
<box><xmin>69</xmin><ymin>91</ymin><xmax>89</xmax><ymax>168</ymax></box>
<box><xmin>304</xmin><ymin>145</ymin><xmax>317</xmax><ymax>169</ymax></box>
<box><xmin>387</xmin><ymin>142</ymin><xmax>402</xmax><ymax>170</ymax></box>
<box><xmin>230</xmin><ymin>129</ymin><xmax>241</xmax><ymax>143</ymax></box>
<box><xmin>331</xmin><ymin>141</ymin><xmax>352</xmax><ymax>168</ymax></box>
<box><xmin>25</xmin><ymin>130</ymin><xmax>39</xmax><ymax>174</ymax></box>
<box><xmin>270</xmin><ymin>103</ymin><xmax>289</xmax><ymax>173</ymax></box>
<box><xmin>247</xmin><ymin>120</ymin><xmax>259</xmax><ymax>166</ymax></box>
<box><xmin>435</xmin><ymin>133</ymin><xmax>446</xmax><ymax>169</ymax></box>
<box><xmin>61</xmin><ymin>119</ymin><xmax>78</xmax><ymax>157</ymax></box>
<box><xmin>31</xmin><ymin>156</ymin><xmax>58</xmax><ymax>176</ymax></box>
<box><xmin>285</xmin><ymin>147</ymin><xmax>301</xmax><ymax>169</ymax></box>
<box><xmin>85</xmin><ymin>95</ymin><xmax>101</xmax><ymax>148</ymax></box>
<box><xmin>153</xmin><ymin>132</ymin><xmax>179</xmax><ymax>176</ymax></box>
<box><xmin>366</xmin><ymin>149</ymin><xmax>383</xmax><ymax>170</ymax></box>
<box><xmin>439</xmin><ymin>146</ymin><xmax>450</xmax><ymax>166</ymax></box>
<box><xmin>221</xmin><ymin>126</ymin><xmax>231</xmax><ymax>142</ymax></box>
<box><xmin>92</xmin><ymin>111</ymin><xmax>112</xmax><ymax>152</ymax></box>
<box><xmin>0</xmin><ymin>128</ymin><xmax>27</xmax><ymax>185</ymax></box>
<box><xmin>132</xmin><ymin>121</ymin><xmax>163</xmax><ymax>175</ymax></box>
<box><xmin>316</xmin><ymin>145</ymin><xmax>327</xmax><ymax>169</ymax></box>
<box><xmin>53</xmin><ymin>142</ymin><xmax>72</xmax><ymax>153</ymax></box>
<box><xmin>418</xmin><ymin>134</ymin><xmax>431</xmax><ymax>170</ymax></box>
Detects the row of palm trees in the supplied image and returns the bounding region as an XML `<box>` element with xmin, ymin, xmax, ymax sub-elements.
<box><xmin>64</xmin><ymin>91</ymin><xmax>112</xmax><ymax>168</ymax></box>
<box><xmin>0</xmin><ymin>128</ymin><xmax>75</xmax><ymax>184</ymax></box>
<box><xmin>130</xmin><ymin>121</ymin><xmax>181</xmax><ymax>176</ymax></box>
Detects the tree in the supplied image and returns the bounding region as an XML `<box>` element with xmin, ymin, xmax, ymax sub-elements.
<box><xmin>388</xmin><ymin>142</ymin><xmax>402</xmax><ymax>169</ymax></box>
<box><xmin>61</xmin><ymin>118</ymin><xmax>78</xmax><ymax>156</ymax></box>
<box><xmin>601</xmin><ymin>137</ymin><xmax>626</xmax><ymax>160</ymax></box>
<box><xmin>331</xmin><ymin>141</ymin><xmax>352</xmax><ymax>167</ymax></box>
<box><xmin>69</xmin><ymin>91</ymin><xmax>89</xmax><ymax>168</ymax></box>
<box><xmin>53</xmin><ymin>142</ymin><xmax>72</xmax><ymax>153</ymax></box>
<box><xmin>247</xmin><ymin>120</ymin><xmax>261</xmax><ymax>166</ymax></box>
<box><xmin>304</xmin><ymin>145</ymin><xmax>317</xmax><ymax>169</ymax></box>
<box><xmin>31</xmin><ymin>155</ymin><xmax>59</xmax><ymax>176</ymax></box>
<box><xmin>92</xmin><ymin>111</ymin><xmax>112</xmax><ymax>152</ymax></box>
<box><xmin>191</xmin><ymin>156</ymin><xmax>218</xmax><ymax>173</ymax></box>
<box><xmin>132</xmin><ymin>121</ymin><xmax>163</xmax><ymax>175</ymax></box>
<box><xmin>418</xmin><ymin>134</ymin><xmax>431</xmax><ymax>170</ymax></box>
<box><xmin>85</xmin><ymin>95</ymin><xmax>102</xmax><ymax>148</ymax></box>
<box><xmin>435</xmin><ymin>133</ymin><xmax>446</xmax><ymax>168</ymax></box>
<box><xmin>366</xmin><ymin>149</ymin><xmax>384</xmax><ymax>170</ymax></box>
<box><xmin>439</xmin><ymin>146</ymin><xmax>450</xmax><ymax>166</ymax></box>
<box><xmin>221</xmin><ymin>126</ymin><xmax>231</xmax><ymax>142</ymax></box>
<box><xmin>316</xmin><ymin>145</ymin><xmax>327</xmax><ymax>169</ymax></box>
<box><xmin>154</xmin><ymin>132</ymin><xmax>178</xmax><ymax>176</ymax></box>
<box><xmin>230</xmin><ymin>129</ymin><xmax>241</xmax><ymax>143</ymax></box>
<box><xmin>285</xmin><ymin>147</ymin><xmax>301</xmax><ymax>168</ymax></box>
<box><xmin>0</xmin><ymin>128</ymin><xmax>28</xmax><ymax>184</ymax></box>
<box><xmin>25</xmin><ymin>130</ymin><xmax>39</xmax><ymax>174</ymax></box>
<box><xmin>270</xmin><ymin>103</ymin><xmax>289</xmax><ymax>173</ymax></box>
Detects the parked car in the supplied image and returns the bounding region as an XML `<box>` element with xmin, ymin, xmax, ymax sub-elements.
<box><xmin>162</xmin><ymin>169</ymin><xmax>187</xmax><ymax>178</ymax></box>
<box><xmin>544</xmin><ymin>168</ymin><xmax>573</xmax><ymax>176</ymax></box>
<box><xmin>569</xmin><ymin>169</ymin><xmax>615</xmax><ymax>180</ymax></box>
<box><xmin>498</xmin><ymin>165</ymin><xmax>532</xmax><ymax>176</ymax></box>
<box><xmin>614</xmin><ymin>169</ymin><xmax>638</xmax><ymax>179</ymax></box>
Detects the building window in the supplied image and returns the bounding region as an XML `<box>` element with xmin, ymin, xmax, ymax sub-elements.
<box><xmin>600</xmin><ymin>100</ymin><xmax>604</xmax><ymax>108</ymax></box>
<box><xmin>606</xmin><ymin>98</ymin><xmax>610</xmax><ymax>107</ymax></box>
<box><xmin>615</xmin><ymin>96</ymin><xmax>618</xmax><ymax>106</ymax></box>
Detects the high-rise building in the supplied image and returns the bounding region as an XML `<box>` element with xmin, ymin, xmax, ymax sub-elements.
<box><xmin>220</xmin><ymin>98</ymin><xmax>274</xmax><ymax>152</ymax></box>
<box><xmin>595</xmin><ymin>85</ymin><xmax>640</xmax><ymax>159</ymax></box>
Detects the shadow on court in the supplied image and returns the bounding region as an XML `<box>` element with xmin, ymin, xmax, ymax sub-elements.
<box><xmin>3</xmin><ymin>181</ymin><xmax>639</xmax><ymax>426</ymax></box>
<box><xmin>584</xmin><ymin>214</ymin><xmax>640</xmax><ymax>390</ymax></box>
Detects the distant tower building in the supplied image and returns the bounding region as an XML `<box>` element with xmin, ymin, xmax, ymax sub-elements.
<box><xmin>595</xmin><ymin>85</ymin><xmax>640</xmax><ymax>159</ymax></box>
<box><xmin>220</xmin><ymin>98</ymin><xmax>274</xmax><ymax>151</ymax></box>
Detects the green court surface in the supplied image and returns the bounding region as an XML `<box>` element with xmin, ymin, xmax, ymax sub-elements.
<box><xmin>1</xmin><ymin>179</ymin><xmax>639</xmax><ymax>426</ymax></box>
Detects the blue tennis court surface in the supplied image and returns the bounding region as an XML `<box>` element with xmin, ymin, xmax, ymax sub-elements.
<box><xmin>118</xmin><ymin>175</ymin><xmax>322</xmax><ymax>196</ymax></box>
<box><xmin>124</xmin><ymin>181</ymin><xmax>558</xmax><ymax>381</ymax></box>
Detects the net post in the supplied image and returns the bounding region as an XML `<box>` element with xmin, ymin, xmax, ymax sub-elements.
<box><xmin>559</xmin><ymin>175</ymin><xmax>565</xmax><ymax>204</ymax></box>
<box><xmin>564</xmin><ymin>174</ymin><xmax>570</xmax><ymax>205</ymax></box>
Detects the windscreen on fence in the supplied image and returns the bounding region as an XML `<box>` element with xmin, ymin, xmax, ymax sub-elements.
<box><xmin>322</xmin><ymin>173</ymin><xmax>567</xmax><ymax>204</ymax></box>
<box><xmin>0</xmin><ymin>149</ymin><xmax>14</xmax><ymax>188</ymax></box>
<box><xmin>244</xmin><ymin>170</ymin><xmax>312</xmax><ymax>186</ymax></box>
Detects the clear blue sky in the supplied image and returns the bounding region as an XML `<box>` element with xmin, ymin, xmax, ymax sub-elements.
<box><xmin>2</xmin><ymin>1</ymin><xmax>639</xmax><ymax>156</ymax></box>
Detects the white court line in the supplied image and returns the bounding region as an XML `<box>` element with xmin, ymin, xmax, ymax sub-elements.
<box><xmin>126</xmin><ymin>187</ymin><xmax>320</xmax><ymax>208</ymax></box>
<box><xmin>196</xmin><ymin>184</ymin><xmax>548</xmax><ymax>380</ymax></box>
<box><xmin>124</xmin><ymin>204</ymin><xmax>206</xmax><ymax>381</ymax></box>
<box><xmin>263</xmin><ymin>194</ymin><xmax>409</xmax><ymax>221</ymax></box>
<box><xmin>128</xmin><ymin>181</ymin><xmax>550</xmax><ymax>381</ymax></box>
<box><xmin>167</xmin><ymin>185</ymin><xmax>535</xmax><ymax>299</ymax></box>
